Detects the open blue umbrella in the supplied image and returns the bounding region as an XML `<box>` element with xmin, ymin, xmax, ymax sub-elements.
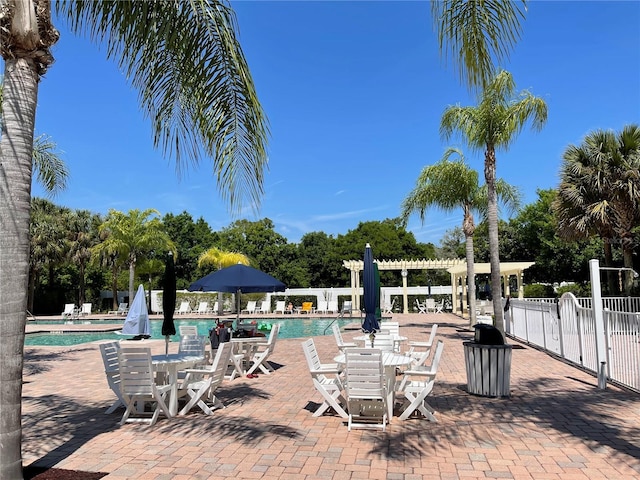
<box><xmin>362</xmin><ymin>243</ymin><xmax>380</xmax><ymax>333</ymax></box>
<box><xmin>188</xmin><ymin>263</ymin><xmax>286</xmax><ymax>320</ymax></box>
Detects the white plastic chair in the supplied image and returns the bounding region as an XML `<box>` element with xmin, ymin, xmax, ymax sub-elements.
<box><xmin>179</xmin><ymin>325</ymin><xmax>199</xmax><ymax>337</ymax></box>
<box><xmin>344</xmin><ymin>348</ymin><xmax>387</xmax><ymax>431</ymax></box>
<box><xmin>406</xmin><ymin>323</ymin><xmax>438</xmax><ymax>364</ymax></box>
<box><xmin>382</xmin><ymin>298</ymin><xmax>395</xmax><ymax>315</ymax></box>
<box><xmin>108</xmin><ymin>302</ymin><xmax>128</xmax><ymax>315</ymax></box>
<box><xmin>258</xmin><ymin>300</ymin><xmax>271</xmax><ymax>315</ymax></box>
<box><xmin>178</xmin><ymin>342</ymin><xmax>233</xmax><ymax>415</ymax></box>
<box><xmin>177</xmin><ymin>301</ymin><xmax>192</xmax><ymax>315</ymax></box>
<box><xmin>61</xmin><ymin>303</ymin><xmax>77</xmax><ymax>319</ymax></box>
<box><xmin>242</xmin><ymin>301</ymin><xmax>257</xmax><ymax>314</ymax></box>
<box><xmin>196</xmin><ymin>301</ymin><xmax>209</xmax><ymax>315</ymax></box>
<box><xmin>415</xmin><ymin>299</ymin><xmax>427</xmax><ymax>314</ymax></box>
<box><xmin>118</xmin><ymin>347</ymin><xmax>171</xmax><ymax>425</ymax></box>
<box><xmin>332</xmin><ymin>324</ymin><xmax>357</xmax><ymax>351</ymax></box>
<box><xmin>99</xmin><ymin>341</ymin><xmax>124</xmax><ymax>414</ymax></box>
<box><xmin>246</xmin><ymin>323</ymin><xmax>280</xmax><ymax>375</ymax></box>
<box><xmin>316</xmin><ymin>300</ymin><xmax>328</xmax><ymax>314</ymax></box>
<box><xmin>397</xmin><ymin>340</ymin><xmax>444</xmax><ymax>421</ymax></box>
<box><xmin>425</xmin><ymin>298</ymin><xmax>437</xmax><ymax>313</ymax></box>
<box><xmin>327</xmin><ymin>300</ymin><xmax>339</xmax><ymax>314</ymax></box>
<box><xmin>79</xmin><ymin>303</ymin><xmax>92</xmax><ymax>316</ymax></box>
<box><xmin>274</xmin><ymin>301</ymin><xmax>286</xmax><ymax>314</ymax></box>
<box><xmin>301</xmin><ymin>338</ymin><xmax>347</xmax><ymax>418</ymax></box>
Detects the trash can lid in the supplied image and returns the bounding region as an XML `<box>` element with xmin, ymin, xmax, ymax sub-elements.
<box><xmin>473</xmin><ymin>323</ymin><xmax>504</xmax><ymax>345</ymax></box>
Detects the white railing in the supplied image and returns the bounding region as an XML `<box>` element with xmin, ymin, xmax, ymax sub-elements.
<box><xmin>507</xmin><ymin>293</ymin><xmax>640</xmax><ymax>393</ymax></box>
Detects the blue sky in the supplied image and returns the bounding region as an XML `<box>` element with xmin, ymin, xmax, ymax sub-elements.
<box><xmin>22</xmin><ymin>1</ymin><xmax>640</xmax><ymax>246</ymax></box>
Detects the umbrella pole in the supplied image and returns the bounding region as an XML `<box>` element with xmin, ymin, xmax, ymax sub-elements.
<box><xmin>165</xmin><ymin>335</ymin><xmax>169</xmax><ymax>356</ymax></box>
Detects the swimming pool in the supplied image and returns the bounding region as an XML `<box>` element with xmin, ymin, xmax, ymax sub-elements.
<box><xmin>24</xmin><ymin>317</ymin><xmax>358</xmax><ymax>346</ymax></box>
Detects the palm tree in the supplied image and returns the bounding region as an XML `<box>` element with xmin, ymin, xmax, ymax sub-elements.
<box><xmin>198</xmin><ymin>247</ymin><xmax>251</xmax><ymax>314</ymax></box>
<box><xmin>66</xmin><ymin>210</ymin><xmax>101</xmax><ymax>306</ymax></box>
<box><xmin>1</xmin><ymin>3</ymin><xmax>267</xmax><ymax>473</ymax></box>
<box><xmin>96</xmin><ymin>209</ymin><xmax>176</xmax><ymax>306</ymax></box>
<box><xmin>554</xmin><ymin>125</ymin><xmax>640</xmax><ymax>294</ymax></box>
<box><xmin>401</xmin><ymin>148</ymin><xmax>520</xmax><ymax>327</ymax></box>
<box><xmin>431</xmin><ymin>0</ymin><xmax>528</xmax><ymax>91</ymax></box>
<box><xmin>440</xmin><ymin>70</ymin><xmax>547</xmax><ymax>333</ymax></box>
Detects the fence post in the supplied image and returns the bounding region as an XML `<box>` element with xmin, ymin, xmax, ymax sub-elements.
<box><xmin>589</xmin><ymin>259</ymin><xmax>608</xmax><ymax>390</ymax></box>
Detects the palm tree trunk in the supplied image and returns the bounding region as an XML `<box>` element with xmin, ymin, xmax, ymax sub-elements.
<box><xmin>465</xmin><ymin>235</ymin><xmax>477</xmax><ymax>328</ymax></box>
<box><xmin>78</xmin><ymin>263</ymin><xmax>86</xmax><ymax>305</ymax></box>
<box><xmin>111</xmin><ymin>264</ymin><xmax>119</xmax><ymax>310</ymax></box>
<box><xmin>622</xmin><ymin>244</ymin><xmax>635</xmax><ymax>295</ymax></box>
<box><xmin>484</xmin><ymin>146</ymin><xmax>505</xmax><ymax>333</ymax></box>
<box><xmin>603</xmin><ymin>239</ymin><xmax>616</xmax><ymax>295</ymax></box>
<box><xmin>0</xmin><ymin>57</ymin><xmax>40</xmax><ymax>480</ymax></box>
<box><xmin>129</xmin><ymin>260</ymin><xmax>136</xmax><ymax>307</ymax></box>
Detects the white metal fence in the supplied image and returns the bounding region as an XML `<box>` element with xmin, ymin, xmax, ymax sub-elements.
<box><xmin>507</xmin><ymin>293</ymin><xmax>640</xmax><ymax>392</ymax></box>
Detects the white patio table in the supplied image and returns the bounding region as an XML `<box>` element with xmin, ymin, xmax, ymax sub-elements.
<box><xmin>334</xmin><ymin>351</ymin><xmax>412</xmax><ymax>422</ymax></box>
<box><xmin>152</xmin><ymin>353</ymin><xmax>204</xmax><ymax>416</ymax></box>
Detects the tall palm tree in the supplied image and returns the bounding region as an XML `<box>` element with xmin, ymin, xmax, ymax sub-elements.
<box><xmin>401</xmin><ymin>148</ymin><xmax>520</xmax><ymax>326</ymax></box>
<box><xmin>66</xmin><ymin>209</ymin><xmax>100</xmax><ymax>306</ymax></box>
<box><xmin>431</xmin><ymin>0</ymin><xmax>528</xmax><ymax>91</ymax></box>
<box><xmin>554</xmin><ymin>125</ymin><xmax>640</xmax><ymax>294</ymax></box>
<box><xmin>441</xmin><ymin>70</ymin><xmax>547</xmax><ymax>333</ymax></box>
<box><xmin>1</xmin><ymin>3</ymin><xmax>268</xmax><ymax>474</ymax></box>
<box><xmin>96</xmin><ymin>209</ymin><xmax>176</xmax><ymax>305</ymax></box>
<box><xmin>198</xmin><ymin>246</ymin><xmax>250</xmax><ymax>314</ymax></box>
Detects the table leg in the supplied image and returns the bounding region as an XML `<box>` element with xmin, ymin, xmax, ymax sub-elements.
<box><xmin>384</xmin><ymin>365</ymin><xmax>396</xmax><ymax>422</ymax></box>
<box><xmin>168</xmin><ymin>365</ymin><xmax>178</xmax><ymax>417</ymax></box>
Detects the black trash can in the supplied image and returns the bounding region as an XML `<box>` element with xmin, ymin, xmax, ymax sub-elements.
<box><xmin>464</xmin><ymin>325</ymin><xmax>512</xmax><ymax>397</ymax></box>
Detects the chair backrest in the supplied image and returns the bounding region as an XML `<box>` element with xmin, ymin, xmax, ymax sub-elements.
<box><xmin>100</xmin><ymin>341</ymin><xmax>121</xmax><ymax>374</ymax></box>
<box><xmin>118</xmin><ymin>347</ymin><xmax>155</xmax><ymax>396</ymax></box>
<box><xmin>345</xmin><ymin>348</ymin><xmax>384</xmax><ymax>398</ymax></box>
<box><xmin>317</xmin><ymin>300</ymin><xmax>328</xmax><ymax>312</ymax></box>
<box><xmin>178</xmin><ymin>335</ymin><xmax>206</xmax><ymax>357</ymax></box>
<box><xmin>246</xmin><ymin>301</ymin><xmax>256</xmax><ymax>312</ymax></box>
<box><xmin>212</xmin><ymin>301</ymin><xmax>219</xmax><ymax>312</ymax></box>
<box><xmin>425</xmin><ymin>298</ymin><xmax>436</xmax><ymax>310</ymax></box>
<box><xmin>327</xmin><ymin>300</ymin><xmax>338</xmax><ymax>313</ymax></box>
<box><xmin>63</xmin><ymin>303</ymin><xmax>75</xmax><ymax>314</ymax></box>
<box><xmin>209</xmin><ymin>341</ymin><xmax>233</xmax><ymax>385</ymax></box>
<box><xmin>197</xmin><ymin>302</ymin><xmax>209</xmax><ymax>314</ymax></box>
<box><xmin>380</xmin><ymin>321</ymin><xmax>399</xmax><ymax>336</ymax></box>
<box><xmin>426</xmin><ymin>323</ymin><xmax>438</xmax><ymax>345</ymax></box>
<box><xmin>332</xmin><ymin>324</ymin><xmax>348</xmax><ymax>348</ymax></box>
<box><xmin>368</xmin><ymin>334</ymin><xmax>394</xmax><ymax>352</ymax></box>
<box><xmin>302</xmin><ymin>301</ymin><xmax>313</xmax><ymax>312</ymax></box>
<box><xmin>118</xmin><ymin>302</ymin><xmax>128</xmax><ymax>313</ymax></box>
<box><xmin>81</xmin><ymin>303</ymin><xmax>92</xmax><ymax>315</ymax></box>
<box><xmin>275</xmin><ymin>300</ymin><xmax>285</xmax><ymax>312</ymax></box>
<box><xmin>264</xmin><ymin>323</ymin><xmax>280</xmax><ymax>352</ymax></box>
<box><xmin>301</xmin><ymin>338</ymin><xmax>322</xmax><ymax>372</ymax></box>
<box><xmin>342</xmin><ymin>301</ymin><xmax>352</xmax><ymax>313</ymax></box>
<box><xmin>178</xmin><ymin>301</ymin><xmax>191</xmax><ymax>313</ymax></box>
<box><xmin>259</xmin><ymin>301</ymin><xmax>270</xmax><ymax>313</ymax></box>
<box><xmin>179</xmin><ymin>325</ymin><xmax>199</xmax><ymax>337</ymax></box>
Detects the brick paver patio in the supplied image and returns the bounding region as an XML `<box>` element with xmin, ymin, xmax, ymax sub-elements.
<box><xmin>22</xmin><ymin>313</ymin><xmax>640</xmax><ymax>479</ymax></box>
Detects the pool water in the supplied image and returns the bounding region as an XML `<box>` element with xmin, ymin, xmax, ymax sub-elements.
<box><xmin>24</xmin><ymin>317</ymin><xmax>358</xmax><ymax>346</ymax></box>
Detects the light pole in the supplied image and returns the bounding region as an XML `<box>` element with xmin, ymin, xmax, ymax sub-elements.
<box><xmin>401</xmin><ymin>269</ymin><xmax>408</xmax><ymax>314</ymax></box>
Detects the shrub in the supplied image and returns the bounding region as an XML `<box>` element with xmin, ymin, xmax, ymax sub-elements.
<box><xmin>523</xmin><ymin>283</ymin><xmax>555</xmax><ymax>298</ymax></box>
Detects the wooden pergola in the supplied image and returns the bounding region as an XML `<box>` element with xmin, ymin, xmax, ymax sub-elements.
<box><xmin>342</xmin><ymin>258</ymin><xmax>534</xmax><ymax>314</ymax></box>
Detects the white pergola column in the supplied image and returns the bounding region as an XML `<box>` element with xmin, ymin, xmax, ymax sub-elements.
<box><xmin>451</xmin><ymin>273</ymin><xmax>457</xmax><ymax>314</ymax></box>
<box><xmin>401</xmin><ymin>268</ymin><xmax>408</xmax><ymax>314</ymax></box>
<box><xmin>503</xmin><ymin>274</ymin><xmax>510</xmax><ymax>297</ymax></box>
<box><xmin>517</xmin><ymin>271</ymin><xmax>525</xmax><ymax>299</ymax></box>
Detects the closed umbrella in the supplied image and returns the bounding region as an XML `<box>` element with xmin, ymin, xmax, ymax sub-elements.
<box><xmin>362</xmin><ymin>243</ymin><xmax>380</xmax><ymax>334</ymax></box>
<box><xmin>162</xmin><ymin>251</ymin><xmax>177</xmax><ymax>355</ymax></box>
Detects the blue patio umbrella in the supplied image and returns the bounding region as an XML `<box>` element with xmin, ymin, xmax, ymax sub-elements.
<box><xmin>188</xmin><ymin>263</ymin><xmax>286</xmax><ymax>320</ymax></box>
<box><xmin>362</xmin><ymin>243</ymin><xmax>380</xmax><ymax>333</ymax></box>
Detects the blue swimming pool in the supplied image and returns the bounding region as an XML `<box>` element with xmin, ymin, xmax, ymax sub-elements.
<box><xmin>24</xmin><ymin>317</ymin><xmax>359</xmax><ymax>346</ymax></box>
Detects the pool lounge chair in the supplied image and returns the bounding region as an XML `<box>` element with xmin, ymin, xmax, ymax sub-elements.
<box><xmin>177</xmin><ymin>301</ymin><xmax>192</xmax><ymax>315</ymax></box>
<box><xmin>109</xmin><ymin>302</ymin><xmax>129</xmax><ymax>315</ymax></box>
<box><xmin>196</xmin><ymin>301</ymin><xmax>210</xmax><ymax>315</ymax></box>
<box><xmin>258</xmin><ymin>301</ymin><xmax>271</xmax><ymax>315</ymax></box>
<box><xmin>61</xmin><ymin>303</ymin><xmax>77</xmax><ymax>319</ymax></box>
<box><xmin>274</xmin><ymin>301</ymin><xmax>286</xmax><ymax>314</ymax></box>
<box><xmin>79</xmin><ymin>303</ymin><xmax>92</xmax><ymax>316</ymax></box>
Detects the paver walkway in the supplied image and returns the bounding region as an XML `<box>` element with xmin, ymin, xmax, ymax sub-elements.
<box><xmin>22</xmin><ymin>313</ymin><xmax>640</xmax><ymax>479</ymax></box>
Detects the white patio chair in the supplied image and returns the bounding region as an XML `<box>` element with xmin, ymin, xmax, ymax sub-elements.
<box><xmin>316</xmin><ymin>300</ymin><xmax>328</xmax><ymax>314</ymax></box>
<box><xmin>118</xmin><ymin>347</ymin><xmax>171</xmax><ymax>426</ymax></box>
<box><xmin>258</xmin><ymin>300</ymin><xmax>271</xmax><ymax>315</ymax></box>
<box><xmin>108</xmin><ymin>302</ymin><xmax>128</xmax><ymax>315</ymax></box>
<box><xmin>332</xmin><ymin>324</ymin><xmax>357</xmax><ymax>351</ymax></box>
<box><xmin>344</xmin><ymin>348</ymin><xmax>387</xmax><ymax>431</ymax></box>
<box><xmin>177</xmin><ymin>301</ymin><xmax>192</xmax><ymax>315</ymax></box>
<box><xmin>425</xmin><ymin>298</ymin><xmax>437</xmax><ymax>313</ymax></box>
<box><xmin>178</xmin><ymin>342</ymin><xmax>233</xmax><ymax>415</ymax></box>
<box><xmin>246</xmin><ymin>323</ymin><xmax>280</xmax><ymax>375</ymax></box>
<box><xmin>397</xmin><ymin>340</ymin><xmax>444</xmax><ymax>421</ymax></box>
<box><xmin>341</xmin><ymin>301</ymin><xmax>354</xmax><ymax>317</ymax></box>
<box><xmin>367</xmin><ymin>333</ymin><xmax>394</xmax><ymax>352</ymax></box>
<box><xmin>415</xmin><ymin>299</ymin><xmax>427</xmax><ymax>314</ymax></box>
<box><xmin>382</xmin><ymin>298</ymin><xmax>395</xmax><ymax>315</ymax></box>
<box><xmin>61</xmin><ymin>303</ymin><xmax>77</xmax><ymax>319</ymax></box>
<box><xmin>178</xmin><ymin>335</ymin><xmax>207</xmax><ymax>358</ymax></box>
<box><xmin>211</xmin><ymin>301</ymin><xmax>219</xmax><ymax>314</ymax></box>
<box><xmin>79</xmin><ymin>303</ymin><xmax>92</xmax><ymax>316</ymax></box>
<box><xmin>99</xmin><ymin>341</ymin><xmax>125</xmax><ymax>414</ymax></box>
<box><xmin>406</xmin><ymin>324</ymin><xmax>438</xmax><ymax>363</ymax></box>
<box><xmin>327</xmin><ymin>300</ymin><xmax>339</xmax><ymax>314</ymax></box>
<box><xmin>435</xmin><ymin>300</ymin><xmax>444</xmax><ymax>313</ymax></box>
<box><xmin>241</xmin><ymin>301</ymin><xmax>257</xmax><ymax>314</ymax></box>
<box><xmin>179</xmin><ymin>325</ymin><xmax>199</xmax><ymax>337</ymax></box>
<box><xmin>274</xmin><ymin>300</ymin><xmax>286</xmax><ymax>314</ymax></box>
<box><xmin>196</xmin><ymin>301</ymin><xmax>209</xmax><ymax>315</ymax></box>
<box><xmin>301</xmin><ymin>338</ymin><xmax>347</xmax><ymax>418</ymax></box>
<box><xmin>379</xmin><ymin>321</ymin><xmax>400</xmax><ymax>337</ymax></box>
